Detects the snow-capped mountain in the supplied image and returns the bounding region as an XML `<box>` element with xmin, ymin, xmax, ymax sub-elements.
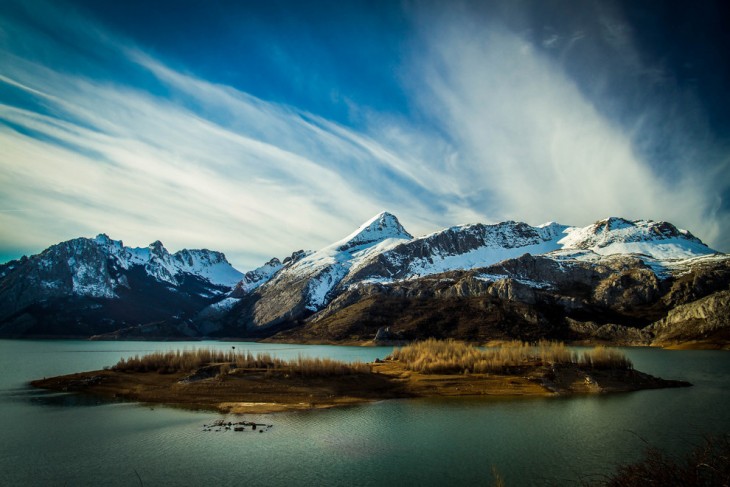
<box><xmin>1</xmin><ymin>212</ymin><xmax>724</xmax><ymax>344</ymax></box>
<box><xmin>224</xmin><ymin>212</ymin><xmax>717</xmax><ymax>333</ymax></box>
<box><xmin>348</xmin><ymin>217</ymin><xmax>715</xmax><ymax>284</ymax></box>
<box><xmin>258</xmin><ymin>212</ymin><xmax>413</xmax><ymax>311</ymax></box>
<box><xmin>286</xmin><ymin>211</ymin><xmax>413</xmax><ymax>310</ymax></box>
<box><xmin>235</xmin><ymin>214</ymin><xmax>724</xmax><ymax>347</ymax></box>
<box><xmin>335</xmin><ymin>211</ymin><xmax>413</xmax><ymax>251</ymax></box>
<box><xmin>91</xmin><ymin>234</ymin><xmax>243</xmax><ymax>289</ymax></box>
<box><xmin>10</xmin><ymin>233</ymin><xmax>243</xmax><ymax>300</ymax></box>
<box><xmin>557</xmin><ymin>217</ymin><xmax>711</xmax><ymax>259</ymax></box>
<box><xmin>0</xmin><ymin>235</ymin><xmax>243</xmax><ymax>337</ymax></box>
<box><xmin>343</xmin><ymin>220</ymin><xmax>568</xmax><ymax>284</ymax></box>
<box><xmin>237</xmin><ymin>212</ymin><xmax>414</xmax><ymax>329</ymax></box>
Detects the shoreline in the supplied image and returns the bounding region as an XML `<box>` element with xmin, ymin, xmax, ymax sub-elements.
<box><xmin>3</xmin><ymin>334</ymin><xmax>727</xmax><ymax>350</ymax></box>
<box><xmin>31</xmin><ymin>360</ymin><xmax>691</xmax><ymax>414</ymax></box>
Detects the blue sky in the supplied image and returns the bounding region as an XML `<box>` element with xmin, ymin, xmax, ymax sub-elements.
<box><xmin>1</xmin><ymin>0</ymin><xmax>728</xmax><ymax>270</ymax></box>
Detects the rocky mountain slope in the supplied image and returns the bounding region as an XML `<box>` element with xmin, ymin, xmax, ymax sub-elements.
<box><xmin>270</xmin><ymin>253</ymin><xmax>729</xmax><ymax>347</ymax></box>
<box><xmin>1</xmin><ymin>213</ymin><xmax>727</xmax><ymax>347</ymax></box>
<box><xmin>204</xmin><ymin>213</ymin><xmax>727</xmax><ymax>347</ymax></box>
<box><xmin>0</xmin><ymin>235</ymin><xmax>242</xmax><ymax>337</ymax></box>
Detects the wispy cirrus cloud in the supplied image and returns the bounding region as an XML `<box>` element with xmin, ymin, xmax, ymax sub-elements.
<box><xmin>0</xmin><ymin>2</ymin><xmax>462</xmax><ymax>268</ymax></box>
<box><xmin>405</xmin><ymin>2</ymin><xmax>729</xmax><ymax>249</ymax></box>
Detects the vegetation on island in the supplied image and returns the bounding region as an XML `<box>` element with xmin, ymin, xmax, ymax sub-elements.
<box><xmin>112</xmin><ymin>339</ymin><xmax>632</xmax><ymax>378</ymax></box>
<box><xmin>32</xmin><ymin>339</ymin><xmax>685</xmax><ymax>415</ymax></box>
<box><xmin>113</xmin><ymin>348</ymin><xmax>370</xmax><ymax>377</ymax></box>
<box><xmin>389</xmin><ymin>338</ymin><xmax>632</xmax><ymax>374</ymax></box>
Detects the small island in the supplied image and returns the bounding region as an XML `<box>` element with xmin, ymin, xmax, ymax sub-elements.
<box><xmin>31</xmin><ymin>340</ymin><xmax>690</xmax><ymax>414</ymax></box>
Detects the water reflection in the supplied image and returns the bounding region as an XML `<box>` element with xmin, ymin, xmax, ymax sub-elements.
<box><xmin>27</xmin><ymin>389</ymin><xmax>117</xmax><ymax>408</ymax></box>
<box><xmin>1</xmin><ymin>340</ymin><xmax>728</xmax><ymax>486</ymax></box>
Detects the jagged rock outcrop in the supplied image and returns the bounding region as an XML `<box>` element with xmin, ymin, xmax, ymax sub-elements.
<box><xmin>649</xmin><ymin>290</ymin><xmax>730</xmax><ymax>346</ymax></box>
<box><xmin>565</xmin><ymin>319</ymin><xmax>651</xmax><ymax>346</ymax></box>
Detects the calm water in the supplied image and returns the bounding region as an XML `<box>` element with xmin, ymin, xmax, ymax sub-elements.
<box><xmin>0</xmin><ymin>340</ymin><xmax>728</xmax><ymax>486</ymax></box>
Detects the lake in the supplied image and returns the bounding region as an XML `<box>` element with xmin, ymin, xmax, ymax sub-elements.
<box><xmin>1</xmin><ymin>340</ymin><xmax>728</xmax><ymax>486</ymax></box>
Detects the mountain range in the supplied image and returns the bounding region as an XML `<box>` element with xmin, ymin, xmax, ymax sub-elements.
<box><xmin>1</xmin><ymin>212</ymin><xmax>728</xmax><ymax>348</ymax></box>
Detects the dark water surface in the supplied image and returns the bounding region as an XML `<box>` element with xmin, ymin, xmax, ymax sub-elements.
<box><xmin>1</xmin><ymin>340</ymin><xmax>728</xmax><ymax>486</ymax></box>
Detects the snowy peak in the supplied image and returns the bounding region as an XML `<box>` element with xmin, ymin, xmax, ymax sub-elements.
<box><xmin>253</xmin><ymin>212</ymin><xmax>413</xmax><ymax>316</ymax></box>
<box><xmin>337</xmin><ymin>211</ymin><xmax>413</xmax><ymax>251</ymax></box>
<box><xmin>6</xmin><ymin>235</ymin><xmax>244</xmax><ymax>298</ymax></box>
<box><xmin>536</xmin><ymin>221</ymin><xmax>568</xmax><ymax>240</ymax></box>
<box><xmin>170</xmin><ymin>248</ymin><xmax>243</xmax><ymax>288</ymax></box>
<box><xmin>586</xmin><ymin>217</ymin><xmax>701</xmax><ymax>243</ymax></box>
<box><xmin>148</xmin><ymin>240</ymin><xmax>169</xmax><ymax>259</ymax></box>
<box><xmin>93</xmin><ymin>233</ymin><xmax>123</xmax><ymax>251</ymax></box>
<box><xmin>559</xmin><ymin>217</ymin><xmax>713</xmax><ymax>259</ymax></box>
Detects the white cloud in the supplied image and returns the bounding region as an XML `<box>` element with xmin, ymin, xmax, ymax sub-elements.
<box><xmin>1</xmin><ymin>0</ymin><xmax>727</xmax><ymax>273</ymax></box>
<box><xmin>406</xmin><ymin>8</ymin><xmax>728</xmax><ymax>250</ymax></box>
<box><xmin>0</xmin><ymin>7</ymin><xmax>454</xmax><ymax>269</ymax></box>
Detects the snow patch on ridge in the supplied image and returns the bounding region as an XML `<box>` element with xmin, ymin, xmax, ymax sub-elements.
<box><xmin>558</xmin><ymin>218</ymin><xmax>714</xmax><ymax>259</ymax></box>
<box><xmin>475</xmin><ymin>273</ymin><xmax>553</xmax><ymax>289</ymax></box>
<box><xmin>209</xmin><ymin>297</ymin><xmax>240</xmax><ymax>311</ymax></box>
<box><xmin>405</xmin><ymin>238</ymin><xmax>564</xmax><ymax>278</ymax></box>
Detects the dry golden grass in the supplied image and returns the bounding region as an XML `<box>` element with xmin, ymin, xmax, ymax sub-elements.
<box><xmin>389</xmin><ymin>338</ymin><xmax>632</xmax><ymax>374</ymax></box>
<box><xmin>112</xmin><ymin>340</ymin><xmax>631</xmax><ymax>378</ymax></box>
<box><xmin>113</xmin><ymin>349</ymin><xmax>370</xmax><ymax>377</ymax></box>
<box><xmin>581</xmin><ymin>346</ymin><xmax>633</xmax><ymax>370</ymax></box>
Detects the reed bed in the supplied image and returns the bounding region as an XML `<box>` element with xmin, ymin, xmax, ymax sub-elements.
<box><xmin>113</xmin><ymin>349</ymin><xmax>370</xmax><ymax>377</ymax></box>
<box><xmin>389</xmin><ymin>338</ymin><xmax>632</xmax><ymax>374</ymax></box>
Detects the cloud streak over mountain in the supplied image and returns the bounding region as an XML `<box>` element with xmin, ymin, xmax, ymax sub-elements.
<box><xmin>409</xmin><ymin>4</ymin><xmax>728</xmax><ymax>243</ymax></box>
<box><xmin>1</xmin><ymin>0</ymin><xmax>727</xmax><ymax>269</ymax></box>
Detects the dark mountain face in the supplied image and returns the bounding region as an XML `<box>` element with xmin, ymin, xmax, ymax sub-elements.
<box><xmin>0</xmin><ymin>235</ymin><xmax>241</xmax><ymax>338</ymax></box>
<box><xmin>0</xmin><ymin>269</ymin><xmax>220</xmax><ymax>338</ymax></box>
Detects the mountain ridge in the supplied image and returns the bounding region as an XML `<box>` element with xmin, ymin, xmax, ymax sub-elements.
<box><xmin>0</xmin><ymin>235</ymin><xmax>242</xmax><ymax>337</ymax></box>
<box><xmin>0</xmin><ymin>212</ymin><xmax>726</xmax><ymax>347</ymax></box>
